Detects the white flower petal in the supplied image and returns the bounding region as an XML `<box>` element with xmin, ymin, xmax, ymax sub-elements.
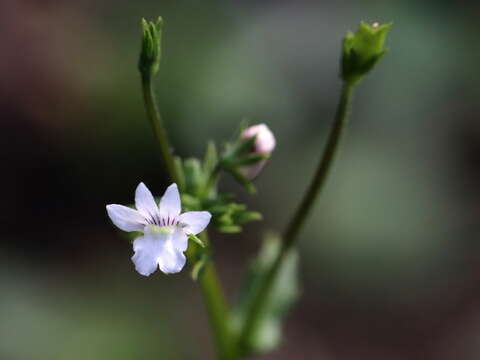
<box><xmin>135</xmin><ymin>182</ymin><xmax>158</xmax><ymax>220</ymax></box>
<box><xmin>131</xmin><ymin>245</ymin><xmax>159</xmax><ymax>276</ymax></box>
<box><xmin>159</xmin><ymin>183</ymin><xmax>181</xmax><ymax>218</ymax></box>
<box><xmin>106</xmin><ymin>204</ymin><xmax>146</xmax><ymax>232</ymax></box>
<box><xmin>172</xmin><ymin>227</ymin><xmax>188</xmax><ymax>252</ymax></box>
<box><xmin>157</xmin><ymin>240</ymin><xmax>186</xmax><ymax>274</ymax></box>
<box><xmin>131</xmin><ymin>229</ymin><xmax>166</xmax><ymax>276</ymax></box>
<box><xmin>179</xmin><ymin>211</ymin><xmax>212</xmax><ymax>235</ymax></box>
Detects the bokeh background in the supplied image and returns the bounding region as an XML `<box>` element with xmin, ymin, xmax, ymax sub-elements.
<box><xmin>3</xmin><ymin>0</ymin><xmax>480</xmax><ymax>359</ymax></box>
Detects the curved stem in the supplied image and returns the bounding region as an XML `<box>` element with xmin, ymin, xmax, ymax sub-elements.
<box><xmin>197</xmin><ymin>232</ymin><xmax>235</xmax><ymax>360</ymax></box>
<box><xmin>283</xmin><ymin>82</ymin><xmax>354</xmax><ymax>245</ymax></box>
<box><xmin>141</xmin><ymin>74</ymin><xmax>180</xmax><ymax>184</ymax></box>
<box><xmin>237</xmin><ymin>81</ymin><xmax>355</xmax><ymax>354</ymax></box>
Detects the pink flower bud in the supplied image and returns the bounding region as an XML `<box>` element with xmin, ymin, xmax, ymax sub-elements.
<box><xmin>241</xmin><ymin>124</ymin><xmax>276</xmax><ymax>154</ymax></box>
<box><xmin>240</xmin><ymin>124</ymin><xmax>276</xmax><ymax>179</ymax></box>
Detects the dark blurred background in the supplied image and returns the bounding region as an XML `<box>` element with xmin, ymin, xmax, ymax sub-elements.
<box><xmin>2</xmin><ymin>0</ymin><xmax>480</xmax><ymax>359</ymax></box>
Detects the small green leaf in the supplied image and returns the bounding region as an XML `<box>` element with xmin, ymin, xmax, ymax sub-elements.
<box><xmin>232</xmin><ymin>135</ymin><xmax>257</xmax><ymax>158</ymax></box>
<box><xmin>199</xmin><ymin>190</ymin><xmax>262</xmax><ymax>233</ymax></box>
<box><xmin>230</xmin><ymin>202</ymin><xmax>246</xmax><ymax>210</ymax></box>
<box><xmin>235</xmin><ymin>153</ymin><xmax>269</xmax><ymax>166</ymax></box>
<box><xmin>188</xmin><ymin>233</ymin><xmax>206</xmax><ymax>248</ymax></box>
<box><xmin>235</xmin><ymin>211</ymin><xmax>263</xmax><ymax>223</ymax></box>
<box><xmin>203</xmin><ymin>141</ymin><xmax>218</xmax><ymax>176</ymax></box>
<box><xmin>233</xmin><ymin>233</ymin><xmax>300</xmax><ymax>355</ymax></box>
<box><xmin>154</xmin><ymin>16</ymin><xmax>163</xmax><ymax>32</ymax></box>
<box><xmin>218</xmin><ymin>212</ymin><xmax>234</xmax><ymax>226</ymax></box>
<box><xmin>183</xmin><ymin>158</ymin><xmax>205</xmax><ymax>195</ymax></box>
<box><xmin>217</xmin><ymin>225</ymin><xmax>242</xmax><ymax>233</ymax></box>
<box><xmin>208</xmin><ymin>204</ymin><xmax>229</xmax><ymax>214</ymax></box>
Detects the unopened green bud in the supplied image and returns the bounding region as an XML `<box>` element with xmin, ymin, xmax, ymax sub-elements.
<box><xmin>341</xmin><ymin>21</ymin><xmax>392</xmax><ymax>84</ymax></box>
<box><xmin>138</xmin><ymin>17</ymin><xmax>163</xmax><ymax>77</ymax></box>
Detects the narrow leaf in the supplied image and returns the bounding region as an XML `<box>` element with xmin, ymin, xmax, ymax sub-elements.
<box><xmin>188</xmin><ymin>233</ymin><xmax>206</xmax><ymax>248</ymax></box>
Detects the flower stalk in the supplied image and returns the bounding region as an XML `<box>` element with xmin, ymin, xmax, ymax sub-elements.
<box><xmin>139</xmin><ymin>17</ymin><xmax>180</xmax><ymax>184</ymax></box>
<box><xmin>138</xmin><ymin>18</ymin><xmax>234</xmax><ymax>359</ymax></box>
<box><xmin>141</xmin><ymin>74</ymin><xmax>180</xmax><ymax>184</ymax></box>
<box><xmin>197</xmin><ymin>232</ymin><xmax>236</xmax><ymax>360</ymax></box>
<box><xmin>236</xmin><ymin>22</ymin><xmax>391</xmax><ymax>354</ymax></box>
<box><xmin>283</xmin><ymin>82</ymin><xmax>353</xmax><ymax>245</ymax></box>
<box><xmin>142</xmin><ymin>62</ymin><xmax>234</xmax><ymax>360</ymax></box>
<box><xmin>236</xmin><ymin>81</ymin><xmax>355</xmax><ymax>354</ymax></box>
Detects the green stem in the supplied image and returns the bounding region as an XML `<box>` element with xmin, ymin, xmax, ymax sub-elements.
<box><xmin>141</xmin><ymin>74</ymin><xmax>180</xmax><ymax>184</ymax></box>
<box><xmin>237</xmin><ymin>81</ymin><xmax>355</xmax><ymax>354</ymax></box>
<box><xmin>140</xmin><ymin>73</ymin><xmax>232</xmax><ymax>359</ymax></box>
<box><xmin>197</xmin><ymin>232</ymin><xmax>235</xmax><ymax>360</ymax></box>
<box><xmin>283</xmin><ymin>82</ymin><xmax>354</xmax><ymax>245</ymax></box>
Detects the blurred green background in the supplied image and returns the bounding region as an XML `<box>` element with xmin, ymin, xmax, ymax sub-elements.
<box><xmin>3</xmin><ymin>0</ymin><xmax>480</xmax><ymax>359</ymax></box>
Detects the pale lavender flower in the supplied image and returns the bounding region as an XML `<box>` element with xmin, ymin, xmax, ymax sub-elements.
<box><xmin>106</xmin><ymin>183</ymin><xmax>211</xmax><ymax>276</ymax></box>
<box><xmin>240</xmin><ymin>123</ymin><xmax>276</xmax><ymax>179</ymax></box>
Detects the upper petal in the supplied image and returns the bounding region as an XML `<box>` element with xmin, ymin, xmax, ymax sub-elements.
<box><xmin>159</xmin><ymin>183</ymin><xmax>181</xmax><ymax>218</ymax></box>
<box><xmin>179</xmin><ymin>211</ymin><xmax>212</xmax><ymax>235</ymax></box>
<box><xmin>135</xmin><ymin>182</ymin><xmax>158</xmax><ymax>220</ymax></box>
<box><xmin>106</xmin><ymin>204</ymin><xmax>146</xmax><ymax>232</ymax></box>
<box><xmin>157</xmin><ymin>240</ymin><xmax>186</xmax><ymax>274</ymax></box>
<box><xmin>131</xmin><ymin>227</ymin><xmax>167</xmax><ymax>276</ymax></box>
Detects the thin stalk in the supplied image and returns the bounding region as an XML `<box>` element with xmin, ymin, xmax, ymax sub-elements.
<box><xmin>141</xmin><ymin>74</ymin><xmax>232</xmax><ymax>359</ymax></box>
<box><xmin>198</xmin><ymin>232</ymin><xmax>235</xmax><ymax>360</ymax></box>
<box><xmin>237</xmin><ymin>81</ymin><xmax>355</xmax><ymax>354</ymax></box>
<box><xmin>141</xmin><ymin>74</ymin><xmax>180</xmax><ymax>184</ymax></box>
<box><xmin>283</xmin><ymin>82</ymin><xmax>354</xmax><ymax>245</ymax></box>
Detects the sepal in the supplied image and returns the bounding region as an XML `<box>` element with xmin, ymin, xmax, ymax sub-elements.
<box><xmin>174</xmin><ymin>141</ymin><xmax>263</xmax><ymax>235</ymax></box>
<box><xmin>341</xmin><ymin>21</ymin><xmax>392</xmax><ymax>84</ymax></box>
<box><xmin>138</xmin><ymin>17</ymin><xmax>163</xmax><ymax>77</ymax></box>
<box><xmin>188</xmin><ymin>233</ymin><xmax>206</xmax><ymax>248</ymax></box>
